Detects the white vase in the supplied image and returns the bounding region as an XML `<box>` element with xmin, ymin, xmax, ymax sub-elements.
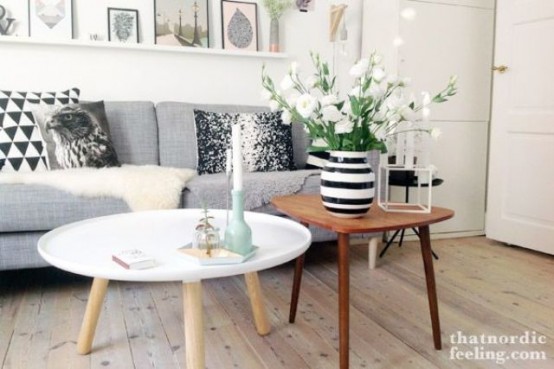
<box><xmin>320</xmin><ymin>151</ymin><xmax>376</xmax><ymax>218</ymax></box>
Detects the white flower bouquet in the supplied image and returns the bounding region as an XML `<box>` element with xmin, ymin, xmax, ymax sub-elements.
<box><xmin>261</xmin><ymin>52</ymin><xmax>457</xmax><ymax>153</ymax></box>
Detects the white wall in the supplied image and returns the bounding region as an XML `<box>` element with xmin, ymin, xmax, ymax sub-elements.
<box><xmin>0</xmin><ymin>0</ymin><xmax>363</xmax><ymax>105</ymax></box>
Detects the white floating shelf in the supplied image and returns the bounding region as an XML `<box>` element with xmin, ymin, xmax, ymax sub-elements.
<box><xmin>0</xmin><ymin>36</ymin><xmax>289</xmax><ymax>59</ymax></box>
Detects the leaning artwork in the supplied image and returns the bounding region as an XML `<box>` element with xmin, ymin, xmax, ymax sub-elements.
<box><xmin>155</xmin><ymin>0</ymin><xmax>209</xmax><ymax>47</ymax></box>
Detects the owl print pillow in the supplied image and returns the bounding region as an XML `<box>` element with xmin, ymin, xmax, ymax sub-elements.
<box><xmin>32</xmin><ymin>101</ymin><xmax>120</xmax><ymax>170</ymax></box>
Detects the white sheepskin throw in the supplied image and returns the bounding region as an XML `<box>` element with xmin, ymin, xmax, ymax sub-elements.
<box><xmin>0</xmin><ymin>165</ymin><xmax>196</xmax><ymax>211</ymax></box>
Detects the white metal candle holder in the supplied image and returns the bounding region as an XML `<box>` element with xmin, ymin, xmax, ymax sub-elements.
<box><xmin>377</xmin><ymin>164</ymin><xmax>434</xmax><ymax>213</ymax></box>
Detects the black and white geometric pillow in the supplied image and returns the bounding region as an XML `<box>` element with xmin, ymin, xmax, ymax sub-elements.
<box><xmin>0</xmin><ymin>88</ymin><xmax>80</xmax><ymax>172</ymax></box>
<box><xmin>194</xmin><ymin>110</ymin><xmax>296</xmax><ymax>175</ymax></box>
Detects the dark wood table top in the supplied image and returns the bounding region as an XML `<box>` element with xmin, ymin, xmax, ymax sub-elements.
<box><xmin>272</xmin><ymin>195</ymin><xmax>454</xmax><ymax>234</ymax></box>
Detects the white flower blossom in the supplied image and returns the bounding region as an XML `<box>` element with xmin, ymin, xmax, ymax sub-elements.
<box><xmin>422</xmin><ymin>91</ymin><xmax>431</xmax><ymax>106</ymax></box>
<box><xmin>295</xmin><ymin>94</ymin><xmax>317</xmax><ymax>119</ymax></box>
<box><xmin>422</xmin><ymin>107</ymin><xmax>431</xmax><ymax>121</ymax></box>
<box><xmin>281</xmin><ymin>110</ymin><xmax>292</xmax><ymax>125</ymax></box>
<box><xmin>386</xmin><ymin>74</ymin><xmax>399</xmax><ymax>85</ymax></box>
<box><xmin>349</xmin><ymin>58</ymin><xmax>370</xmax><ymax>78</ymax></box>
<box><xmin>260</xmin><ymin>89</ymin><xmax>272</xmax><ymax>101</ymax></box>
<box><xmin>280</xmin><ymin>75</ymin><xmax>295</xmax><ymax>91</ymax></box>
<box><xmin>305</xmin><ymin>75</ymin><xmax>318</xmax><ymax>89</ymax></box>
<box><xmin>368</xmin><ymin>84</ymin><xmax>385</xmax><ymax>99</ymax></box>
<box><xmin>335</xmin><ymin>119</ymin><xmax>355</xmax><ymax>134</ymax></box>
<box><xmin>321</xmin><ymin>94</ymin><xmax>338</xmax><ymax>106</ymax></box>
<box><xmin>399</xmin><ymin>77</ymin><xmax>411</xmax><ymax>87</ymax></box>
<box><xmin>286</xmin><ymin>92</ymin><xmax>300</xmax><ymax>106</ymax></box>
<box><xmin>449</xmin><ymin>75</ymin><xmax>458</xmax><ymax>85</ymax></box>
<box><xmin>269</xmin><ymin>100</ymin><xmax>280</xmax><ymax>112</ymax></box>
<box><xmin>430</xmin><ymin>127</ymin><xmax>441</xmax><ymax>139</ymax></box>
<box><xmin>349</xmin><ymin>85</ymin><xmax>362</xmax><ymax>97</ymax></box>
<box><xmin>371</xmin><ymin>67</ymin><xmax>386</xmax><ymax>83</ymax></box>
<box><xmin>370</xmin><ymin>53</ymin><xmax>382</xmax><ymax>65</ymax></box>
<box><xmin>399</xmin><ymin>105</ymin><xmax>416</xmax><ymax>123</ymax></box>
<box><xmin>322</xmin><ymin>105</ymin><xmax>343</xmax><ymax>122</ymax></box>
<box><xmin>289</xmin><ymin>61</ymin><xmax>299</xmax><ymax>74</ymax></box>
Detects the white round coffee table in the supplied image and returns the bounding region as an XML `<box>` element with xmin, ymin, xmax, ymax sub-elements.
<box><xmin>38</xmin><ymin>209</ymin><xmax>311</xmax><ymax>369</ymax></box>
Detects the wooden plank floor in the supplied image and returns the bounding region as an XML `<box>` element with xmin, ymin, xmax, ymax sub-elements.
<box><xmin>1</xmin><ymin>236</ymin><xmax>553</xmax><ymax>369</ymax></box>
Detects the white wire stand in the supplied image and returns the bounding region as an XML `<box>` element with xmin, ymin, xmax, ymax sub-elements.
<box><xmin>378</xmin><ymin>164</ymin><xmax>434</xmax><ymax>214</ymax></box>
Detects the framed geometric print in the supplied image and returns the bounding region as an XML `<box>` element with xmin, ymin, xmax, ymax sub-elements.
<box><xmin>29</xmin><ymin>0</ymin><xmax>73</xmax><ymax>40</ymax></box>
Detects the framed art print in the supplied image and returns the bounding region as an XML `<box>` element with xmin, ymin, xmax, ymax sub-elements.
<box><xmin>0</xmin><ymin>1</ymin><xmax>29</xmax><ymax>36</ymax></box>
<box><xmin>154</xmin><ymin>0</ymin><xmax>209</xmax><ymax>47</ymax></box>
<box><xmin>221</xmin><ymin>0</ymin><xmax>258</xmax><ymax>52</ymax></box>
<box><xmin>108</xmin><ymin>8</ymin><xmax>139</xmax><ymax>43</ymax></box>
<box><xmin>29</xmin><ymin>0</ymin><xmax>73</xmax><ymax>40</ymax></box>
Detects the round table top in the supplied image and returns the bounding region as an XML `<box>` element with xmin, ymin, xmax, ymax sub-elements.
<box><xmin>38</xmin><ymin>209</ymin><xmax>312</xmax><ymax>282</ymax></box>
<box><xmin>272</xmin><ymin>195</ymin><xmax>454</xmax><ymax>234</ymax></box>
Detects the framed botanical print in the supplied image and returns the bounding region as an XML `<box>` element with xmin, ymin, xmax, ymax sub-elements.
<box><xmin>0</xmin><ymin>1</ymin><xmax>29</xmax><ymax>36</ymax></box>
<box><xmin>28</xmin><ymin>0</ymin><xmax>73</xmax><ymax>40</ymax></box>
<box><xmin>221</xmin><ymin>0</ymin><xmax>258</xmax><ymax>52</ymax></box>
<box><xmin>108</xmin><ymin>8</ymin><xmax>139</xmax><ymax>43</ymax></box>
<box><xmin>154</xmin><ymin>0</ymin><xmax>209</xmax><ymax>47</ymax></box>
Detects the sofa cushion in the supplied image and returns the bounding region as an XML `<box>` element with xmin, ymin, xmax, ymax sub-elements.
<box><xmin>103</xmin><ymin>101</ymin><xmax>159</xmax><ymax>165</ymax></box>
<box><xmin>0</xmin><ymin>184</ymin><xmax>130</xmax><ymax>232</ymax></box>
<box><xmin>194</xmin><ymin>109</ymin><xmax>296</xmax><ymax>175</ymax></box>
<box><xmin>156</xmin><ymin>102</ymin><xmax>310</xmax><ymax>169</ymax></box>
<box><xmin>33</xmin><ymin>101</ymin><xmax>120</xmax><ymax>169</ymax></box>
<box><xmin>0</xmin><ymin>88</ymin><xmax>80</xmax><ymax>172</ymax></box>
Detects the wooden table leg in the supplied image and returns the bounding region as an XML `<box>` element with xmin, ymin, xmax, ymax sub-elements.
<box><xmin>183</xmin><ymin>281</ymin><xmax>205</xmax><ymax>369</ymax></box>
<box><xmin>289</xmin><ymin>253</ymin><xmax>305</xmax><ymax>323</ymax></box>
<box><xmin>77</xmin><ymin>278</ymin><xmax>109</xmax><ymax>355</ymax></box>
<box><xmin>245</xmin><ymin>272</ymin><xmax>271</xmax><ymax>336</ymax></box>
<box><xmin>418</xmin><ymin>225</ymin><xmax>442</xmax><ymax>350</ymax></box>
<box><xmin>337</xmin><ymin>232</ymin><xmax>350</xmax><ymax>369</ymax></box>
<box><xmin>368</xmin><ymin>236</ymin><xmax>379</xmax><ymax>270</ymax></box>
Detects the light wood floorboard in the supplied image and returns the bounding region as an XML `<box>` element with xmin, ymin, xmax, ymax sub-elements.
<box><xmin>0</xmin><ymin>236</ymin><xmax>553</xmax><ymax>369</ymax></box>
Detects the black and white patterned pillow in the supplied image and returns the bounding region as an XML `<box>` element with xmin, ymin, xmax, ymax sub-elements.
<box><xmin>0</xmin><ymin>88</ymin><xmax>80</xmax><ymax>172</ymax></box>
<box><xmin>32</xmin><ymin>101</ymin><xmax>120</xmax><ymax>169</ymax></box>
<box><xmin>194</xmin><ymin>110</ymin><xmax>296</xmax><ymax>175</ymax></box>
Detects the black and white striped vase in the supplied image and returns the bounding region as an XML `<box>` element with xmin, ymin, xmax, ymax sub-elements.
<box><xmin>320</xmin><ymin>151</ymin><xmax>375</xmax><ymax>218</ymax></box>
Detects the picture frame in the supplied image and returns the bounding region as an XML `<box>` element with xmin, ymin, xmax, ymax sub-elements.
<box><xmin>154</xmin><ymin>0</ymin><xmax>210</xmax><ymax>48</ymax></box>
<box><xmin>28</xmin><ymin>0</ymin><xmax>73</xmax><ymax>40</ymax></box>
<box><xmin>0</xmin><ymin>1</ymin><xmax>29</xmax><ymax>37</ymax></box>
<box><xmin>108</xmin><ymin>8</ymin><xmax>139</xmax><ymax>43</ymax></box>
<box><xmin>221</xmin><ymin>0</ymin><xmax>258</xmax><ymax>52</ymax></box>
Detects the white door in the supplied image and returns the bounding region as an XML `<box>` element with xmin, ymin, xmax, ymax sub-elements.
<box><xmin>486</xmin><ymin>0</ymin><xmax>554</xmax><ymax>255</ymax></box>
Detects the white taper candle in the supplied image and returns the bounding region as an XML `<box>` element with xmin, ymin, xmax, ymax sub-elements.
<box><xmin>231</xmin><ymin>125</ymin><xmax>243</xmax><ymax>191</ymax></box>
<box><xmin>226</xmin><ymin>148</ymin><xmax>233</xmax><ymax>175</ymax></box>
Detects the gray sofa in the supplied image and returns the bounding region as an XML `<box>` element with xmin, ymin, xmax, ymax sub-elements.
<box><xmin>0</xmin><ymin>101</ymin><xmax>330</xmax><ymax>271</ymax></box>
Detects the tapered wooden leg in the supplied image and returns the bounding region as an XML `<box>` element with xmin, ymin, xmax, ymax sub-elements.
<box><xmin>368</xmin><ymin>236</ymin><xmax>379</xmax><ymax>270</ymax></box>
<box><xmin>337</xmin><ymin>232</ymin><xmax>350</xmax><ymax>369</ymax></box>
<box><xmin>183</xmin><ymin>281</ymin><xmax>205</xmax><ymax>369</ymax></box>
<box><xmin>245</xmin><ymin>272</ymin><xmax>271</xmax><ymax>336</ymax></box>
<box><xmin>289</xmin><ymin>253</ymin><xmax>305</xmax><ymax>323</ymax></box>
<box><xmin>418</xmin><ymin>225</ymin><xmax>442</xmax><ymax>350</ymax></box>
<box><xmin>77</xmin><ymin>278</ymin><xmax>109</xmax><ymax>355</ymax></box>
